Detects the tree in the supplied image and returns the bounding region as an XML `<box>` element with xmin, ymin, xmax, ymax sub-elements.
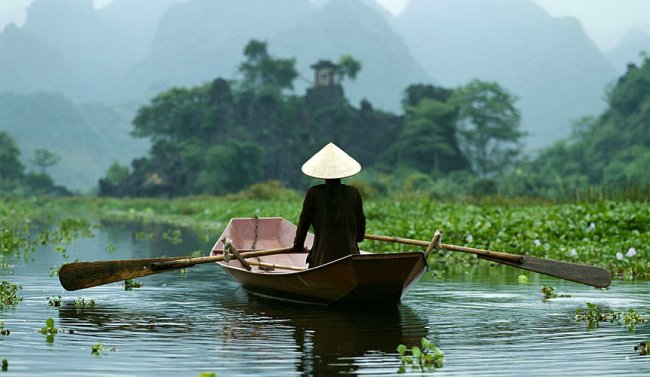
<box><xmin>238</xmin><ymin>40</ymin><xmax>298</xmax><ymax>93</ymax></box>
<box><xmin>29</xmin><ymin>148</ymin><xmax>60</xmax><ymax>174</ymax></box>
<box><xmin>396</xmin><ymin>99</ymin><xmax>461</xmax><ymax>173</ymax></box>
<box><xmin>336</xmin><ymin>55</ymin><xmax>362</xmax><ymax>83</ymax></box>
<box><xmin>0</xmin><ymin>131</ymin><xmax>25</xmax><ymax>194</ymax></box>
<box><xmin>453</xmin><ymin>80</ymin><xmax>524</xmax><ymax>177</ymax></box>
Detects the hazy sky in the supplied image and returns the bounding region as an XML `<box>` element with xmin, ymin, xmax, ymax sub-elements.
<box><xmin>2</xmin><ymin>0</ymin><xmax>649</xmax><ymax>51</ymax></box>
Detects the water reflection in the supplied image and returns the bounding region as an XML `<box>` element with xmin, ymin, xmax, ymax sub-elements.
<box><xmin>57</xmin><ymin>302</ymin><xmax>194</xmax><ymax>336</ymax></box>
<box><xmin>221</xmin><ymin>292</ymin><xmax>428</xmax><ymax>376</ymax></box>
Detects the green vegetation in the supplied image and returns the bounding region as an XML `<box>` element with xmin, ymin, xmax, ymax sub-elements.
<box><xmin>397</xmin><ymin>337</ymin><xmax>443</xmax><ymax>373</ymax></box>
<box><xmin>123</xmin><ymin>279</ymin><xmax>143</xmax><ymax>290</ymax></box>
<box><xmin>0</xmin><ymin>321</ymin><xmax>9</xmax><ymax>336</ymax></box>
<box><xmin>575</xmin><ymin>303</ymin><xmax>647</xmax><ymax>331</ymax></box>
<box><xmin>1</xmin><ymin>195</ymin><xmax>648</xmax><ymax>280</ymax></box>
<box><xmin>40</xmin><ymin>317</ymin><xmax>58</xmax><ymax>343</ymax></box>
<box><xmin>74</xmin><ymin>298</ymin><xmax>96</xmax><ymax>309</ymax></box>
<box><xmin>0</xmin><ymin>281</ymin><xmax>21</xmax><ymax>306</ymax></box>
<box><xmin>91</xmin><ymin>343</ymin><xmax>116</xmax><ymax>357</ymax></box>
<box><xmin>635</xmin><ymin>342</ymin><xmax>650</xmax><ymax>355</ymax></box>
<box><xmin>97</xmin><ymin>39</ymin><xmax>519</xmax><ymax>198</ymax></box>
<box><xmin>541</xmin><ymin>285</ymin><xmax>571</xmax><ymax>299</ymax></box>
<box><xmin>47</xmin><ymin>295</ymin><xmax>62</xmax><ymax>307</ymax></box>
<box><xmin>0</xmin><ymin>131</ymin><xmax>68</xmax><ymax>196</ymax></box>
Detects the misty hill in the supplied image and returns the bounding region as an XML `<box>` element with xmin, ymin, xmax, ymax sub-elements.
<box><xmin>119</xmin><ymin>0</ymin><xmax>315</xmax><ymax>103</ymax></box>
<box><xmin>0</xmin><ymin>24</ymin><xmax>73</xmax><ymax>95</ymax></box>
<box><xmin>0</xmin><ymin>92</ymin><xmax>147</xmax><ymax>191</ymax></box>
<box><xmin>270</xmin><ymin>0</ymin><xmax>430</xmax><ymax>111</ymax></box>
<box><xmin>394</xmin><ymin>0</ymin><xmax>618</xmax><ymax>148</ymax></box>
<box><xmin>606</xmin><ymin>30</ymin><xmax>650</xmax><ymax>74</ymax></box>
<box><xmin>3</xmin><ymin>0</ymin><xmax>181</xmax><ymax>102</ymax></box>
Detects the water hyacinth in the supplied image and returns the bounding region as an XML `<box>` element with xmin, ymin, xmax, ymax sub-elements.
<box><xmin>616</xmin><ymin>252</ymin><xmax>624</xmax><ymax>260</ymax></box>
<box><xmin>466</xmin><ymin>234</ymin><xmax>473</xmax><ymax>242</ymax></box>
<box><xmin>626</xmin><ymin>247</ymin><xmax>637</xmax><ymax>257</ymax></box>
<box><xmin>569</xmin><ymin>248</ymin><xmax>578</xmax><ymax>257</ymax></box>
<box><xmin>588</xmin><ymin>222</ymin><xmax>596</xmax><ymax>231</ymax></box>
<box><xmin>533</xmin><ymin>239</ymin><xmax>541</xmax><ymax>247</ymax></box>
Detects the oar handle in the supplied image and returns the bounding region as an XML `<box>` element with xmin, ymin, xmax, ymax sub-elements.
<box><xmin>151</xmin><ymin>247</ymin><xmax>294</xmax><ymax>270</ymax></box>
<box><xmin>365</xmin><ymin>234</ymin><xmax>523</xmax><ymax>263</ymax></box>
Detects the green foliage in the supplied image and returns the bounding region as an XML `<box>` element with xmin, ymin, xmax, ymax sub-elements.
<box><xmin>29</xmin><ymin>148</ymin><xmax>61</xmax><ymax>174</ymax></box>
<box><xmin>540</xmin><ymin>285</ymin><xmax>570</xmax><ymax>299</ymax></box>
<box><xmin>453</xmin><ymin>80</ymin><xmax>524</xmax><ymax>178</ymax></box>
<box><xmin>123</xmin><ymin>279</ymin><xmax>143</xmax><ymax>290</ymax></box>
<box><xmin>0</xmin><ymin>131</ymin><xmax>25</xmax><ymax>184</ymax></box>
<box><xmin>336</xmin><ymin>55</ymin><xmax>362</xmax><ymax>82</ymax></box>
<box><xmin>635</xmin><ymin>341</ymin><xmax>650</xmax><ymax>355</ymax></box>
<box><xmin>0</xmin><ymin>281</ymin><xmax>21</xmax><ymax>306</ymax></box>
<box><xmin>0</xmin><ymin>132</ymin><xmax>67</xmax><ymax>196</ymax></box>
<box><xmin>0</xmin><ymin>321</ymin><xmax>9</xmax><ymax>336</ymax></box>
<box><xmin>47</xmin><ymin>295</ymin><xmax>62</xmax><ymax>307</ymax></box>
<box><xmin>104</xmin><ymin>161</ymin><xmax>130</xmax><ymax>186</ymax></box>
<box><xmin>40</xmin><ymin>317</ymin><xmax>58</xmax><ymax>343</ymax></box>
<box><xmin>91</xmin><ymin>343</ymin><xmax>116</xmax><ymax>357</ymax></box>
<box><xmin>575</xmin><ymin>303</ymin><xmax>647</xmax><ymax>331</ymax></box>
<box><xmin>397</xmin><ymin>337</ymin><xmax>443</xmax><ymax>373</ymax></box>
<box><xmin>197</xmin><ymin>373</ymin><xmax>217</xmax><ymax>377</ymax></box>
<box><xmin>239</xmin><ymin>40</ymin><xmax>298</xmax><ymax>93</ymax></box>
<box><xmin>74</xmin><ymin>297</ymin><xmax>96</xmax><ymax>309</ymax></box>
<box><xmin>1</xmin><ymin>359</ymin><xmax>7</xmax><ymax>372</ymax></box>
<box><xmin>521</xmin><ymin>56</ymin><xmax>650</xmax><ymax>197</ymax></box>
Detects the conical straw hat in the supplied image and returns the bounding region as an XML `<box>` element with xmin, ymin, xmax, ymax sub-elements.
<box><xmin>301</xmin><ymin>142</ymin><xmax>361</xmax><ymax>179</ymax></box>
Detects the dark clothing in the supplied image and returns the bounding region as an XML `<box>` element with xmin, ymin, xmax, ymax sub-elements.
<box><xmin>293</xmin><ymin>183</ymin><xmax>366</xmax><ymax>268</ymax></box>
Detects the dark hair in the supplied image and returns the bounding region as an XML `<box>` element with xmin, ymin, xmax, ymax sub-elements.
<box><xmin>325</xmin><ymin>179</ymin><xmax>342</xmax><ymax>226</ymax></box>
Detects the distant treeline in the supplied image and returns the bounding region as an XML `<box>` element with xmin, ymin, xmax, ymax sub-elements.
<box><xmin>98</xmin><ymin>40</ymin><xmax>525</xmax><ymax>198</ymax></box>
<box><xmin>100</xmin><ymin>41</ymin><xmax>650</xmax><ymax>201</ymax></box>
<box><xmin>0</xmin><ymin>132</ymin><xmax>69</xmax><ymax>196</ymax></box>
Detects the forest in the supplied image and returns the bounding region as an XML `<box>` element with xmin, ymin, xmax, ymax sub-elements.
<box><xmin>2</xmin><ymin>41</ymin><xmax>649</xmax><ymax>201</ymax></box>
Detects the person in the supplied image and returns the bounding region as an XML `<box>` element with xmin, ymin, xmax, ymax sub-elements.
<box><xmin>293</xmin><ymin>142</ymin><xmax>366</xmax><ymax>268</ymax></box>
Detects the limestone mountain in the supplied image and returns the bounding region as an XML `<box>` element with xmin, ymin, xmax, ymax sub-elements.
<box><xmin>394</xmin><ymin>0</ymin><xmax>618</xmax><ymax>148</ymax></box>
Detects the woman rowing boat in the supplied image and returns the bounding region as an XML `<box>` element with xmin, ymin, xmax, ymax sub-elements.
<box><xmin>292</xmin><ymin>142</ymin><xmax>366</xmax><ymax>268</ymax></box>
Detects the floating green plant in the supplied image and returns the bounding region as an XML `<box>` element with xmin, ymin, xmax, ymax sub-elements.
<box><xmin>575</xmin><ymin>303</ymin><xmax>613</xmax><ymax>324</ymax></box>
<box><xmin>0</xmin><ymin>281</ymin><xmax>22</xmax><ymax>305</ymax></box>
<box><xmin>1</xmin><ymin>359</ymin><xmax>7</xmax><ymax>372</ymax></box>
<box><xmin>575</xmin><ymin>303</ymin><xmax>647</xmax><ymax>331</ymax></box>
<box><xmin>615</xmin><ymin>308</ymin><xmax>646</xmax><ymax>330</ymax></box>
<box><xmin>47</xmin><ymin>295</ymin><xmax>62</xmax><ymax>307</ymax></box>
<box><xmin>162</xmin><ymin>229</ymin><xmax>183</xmax><ymax>244</ymax></box>
<box><xmin>397</xmin><ymin>337</ymin><xmax>443</xmax><ymax>373</ymax></box>
<box><xmin>541</xmin><ymin>285</ymin><xmax>571</xmax><ymax>299</ymax></box>
<box><xmin>123</xmin><ymin>279</ymin><xmax>143</xmax><ymax>290</ymax></box>
<box><xmin>196</xmin><ymin>373</ymin><xmax>217</xmax><ymax>377</ymax></box>
<box><xmin>0</xmin><ymin>321</ymin><xmax>9</xmax><ymax>336</ymax></box>
<box><xmin>40</xmin><ymin>317</ymin><xmax>58</xmax><ymax>343</ymax></box>
<box><xmin>635</xmin><ymin>341</ymin><xmax>650</xmax><ymax>355</ymax></box>
<box><xmin>517</xmin><ymin>275</ymin><xmax>528</xmax><ymax>283</ymax></box>
<box><xmin>74</xmin><ymin>298</ymin><xmax>96</xmax><ymax>309</ymax></box>
<box><xmin>91</xmin><ymin>343</ymin><xmax>116</xmax><ymax>357</ymax></box>
<box><xmin>0</xmin><ymin>262</ymin><xmax>13</xmax><ymax>275</ymax></box>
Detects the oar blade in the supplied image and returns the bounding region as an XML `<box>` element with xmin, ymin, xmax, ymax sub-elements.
<box><xmin>59</xmin><ymin>257</ymin><xmax>185</xmax><ymax>291</ymax></box>
<box><xmin>479</xmin><ymin>254</ymin><xmax>612</xmax><ymax>288</ymax></box>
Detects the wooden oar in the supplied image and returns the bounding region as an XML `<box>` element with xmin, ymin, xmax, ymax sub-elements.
<box><xmin>58</xmin><ymin>246</ymin><xmax>293</xmax><ymax>291</ymax></box>
<box><xmin>365</xmin><ymin>234</ymin><xmax>611</xmax><ymax>288</ymax></box>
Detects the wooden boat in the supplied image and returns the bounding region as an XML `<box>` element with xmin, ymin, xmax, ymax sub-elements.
<box><xmin>210</xmin><ymin>217</ymin><xmax>428</xmax><ymax>306</ymax></box>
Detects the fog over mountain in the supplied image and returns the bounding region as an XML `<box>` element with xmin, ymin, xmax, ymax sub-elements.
<box><xmin>394</xmin><ymin>0</ymin><xmax>617</xmax><ymax>147</ymax></box>
<box><xmin>606</xmin><ymin>30</ymin><xmax>650</xmax><ymax>74</ymax></box>
<box><xmin>0</xmin><ymin>0</ymin><xmax>643</xmax><ymax>189</ymax></box>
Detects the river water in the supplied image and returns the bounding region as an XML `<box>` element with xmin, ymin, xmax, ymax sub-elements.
<box><xmin>1</xmin><ymin>223</ymin><xmax>649</xmax><ymax>376</ymax></box>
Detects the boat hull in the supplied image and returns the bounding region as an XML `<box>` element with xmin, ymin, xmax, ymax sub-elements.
<box><xmin>213</xmin><ymin>217</ymin><xmax>428</xmax><ymax>306</ymax></box>
<box><xmin>218</xmin><ymin>252</ymin><xmax>426</xmax><ymax>305</ymax></box>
